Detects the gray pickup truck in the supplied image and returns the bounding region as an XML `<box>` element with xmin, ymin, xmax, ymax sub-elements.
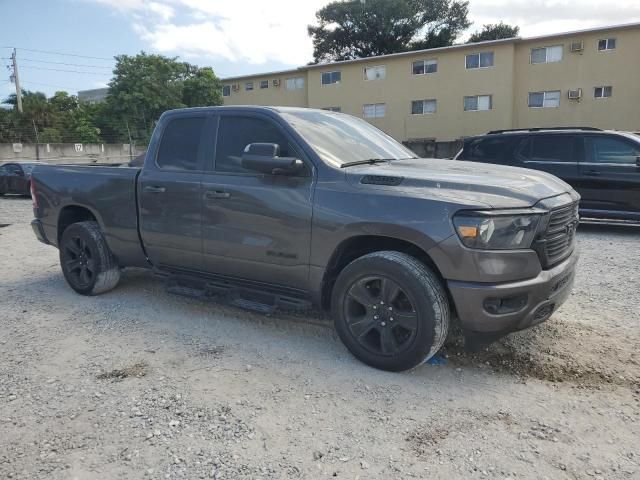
<box><xmin>31</xmin><ymin>106</ymin><xmax>579</xmax><ymax>371</ymax></box>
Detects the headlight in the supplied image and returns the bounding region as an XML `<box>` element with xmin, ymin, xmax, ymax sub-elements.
<box><xmin>453</xmin><ymin>211</ymin><xmax>543</xmax><ymax>250</ymax></box>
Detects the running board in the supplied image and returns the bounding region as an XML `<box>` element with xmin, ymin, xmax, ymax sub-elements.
<box><xmin>162</xmin><ymin>272</ymin><xmax>312</xmax><ymax>314</ymax></box>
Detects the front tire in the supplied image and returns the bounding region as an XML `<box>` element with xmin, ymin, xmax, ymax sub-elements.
<box><xmin>332</xmin><ymin>251</ymin><xmax>449</xmax><ymax>372</ymax></box>
<box><xmin>59</xmin><ymin>221</ymin><xmax>121</xmax><ymax>295</ymax></box>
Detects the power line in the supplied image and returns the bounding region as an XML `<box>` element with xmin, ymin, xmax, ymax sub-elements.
<box><xmin>12</xmin><ymin>58</ymin><xmax>114</xmax><ymax>70</ymax></box>
<box><xmin>20</xmin><ymin>65</ymin><xmax>110</xmax><ymax>76</ymax></box>
<box><xmin>9</xmin><ymin>47</ymin><xmax>114</xmax><ymax>61</ymax></box>
<box><xmin>21</xmin><ymin>80</ymin><xmax>87</xmax><ymax>91</ymax></box>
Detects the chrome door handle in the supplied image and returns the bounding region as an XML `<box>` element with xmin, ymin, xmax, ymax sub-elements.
<box><xmin>205</xmin><ymin>190</ymin><xmax>230</xmax><ymax>199</ymax></box>
<box><xmin>144</xmin><ymin>186</ymin><xmax>166</xmax><ymax>193</ymax></box>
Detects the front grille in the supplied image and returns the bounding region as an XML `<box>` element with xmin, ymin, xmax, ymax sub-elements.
<box><xmin>535</xmin><ymin>202</ymin><xmax>579</xmax><ymax>268</ymax></box>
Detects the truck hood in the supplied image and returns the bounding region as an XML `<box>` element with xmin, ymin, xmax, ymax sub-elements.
<box><xmin>346</xmin><ymin>158</ymin><xmax>573</xmax><ymax>209</ymax></box>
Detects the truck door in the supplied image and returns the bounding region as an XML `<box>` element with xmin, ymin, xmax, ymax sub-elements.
<box><xmin>577</xmin><ymin>134</ymin><xmax>640</xmax><ymax>216</ymax></box>
<box><xmin>200</xmin><ymin>113</ymin><xmax>314</xmax><ymax>290</ymax></box>
<box><xmin>519</xmin><ymin>134</ymin><xmax>581</xmax><ymax>187</ymax></box>
<box><xmin>138</xmin><ymin>114</ymin><xmax>209</xmax><ymax>271</ymax></box>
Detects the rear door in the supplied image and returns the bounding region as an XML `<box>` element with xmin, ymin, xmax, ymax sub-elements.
<box><xmin>518</xmin><ymin>134</ymin><xmax>581</xmax><ymax>186</ymax></box>
<box><xmin>200</xmin><ymin>112</ymin><xmax>315</xmax><ymax>289</ymax></box>
<box><xmin>577</xmin><ymin>134</ymin><xmax>640</xmax><ymax>216</ymax></box>
<box><xmin>138</xmin><ymin>113</ymin><xmax>209</xmax><ymax>270</ymax></box>
<box><xmin>4</xmin><ymin>164</ymin><xmax>25</xmax><ymax>193</ymax></box>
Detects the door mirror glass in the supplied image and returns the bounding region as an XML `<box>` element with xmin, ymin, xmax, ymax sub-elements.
<box><xmin>241</xmin><ymin>143</ymin><xmax>304</xmax><ymax>175</ymax></box>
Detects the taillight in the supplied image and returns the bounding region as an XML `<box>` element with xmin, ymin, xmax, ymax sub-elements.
<box><xmin>30</xmin><ymin>180</ymin><xmax>38</xmax><ymax>210</ymax></box>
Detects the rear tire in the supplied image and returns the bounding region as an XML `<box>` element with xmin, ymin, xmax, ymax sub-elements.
<box><xmin>59</xmin><ymin>221</ymin><xmax>121</xmax><ymax>295</ymax></box>
<box><xmin>332</xmin><ymin>251</ymin><xmax>449</xmax><ymax>372</ymax></box>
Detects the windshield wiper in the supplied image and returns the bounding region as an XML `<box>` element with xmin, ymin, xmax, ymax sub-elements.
<box><xmin>340</xmin><ymin>158</ymin><xmax>392</xmax><ymax>168</ymax></box>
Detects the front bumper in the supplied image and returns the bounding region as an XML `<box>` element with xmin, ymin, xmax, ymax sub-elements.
<box><xmin>447</xmin><ymin>248</ymin><xmax>578</xmax><ymax>336</ymax></box>
<box><xmin>31</xmin><ymin>219</ymin><xmax>50</xmax><ymax>245</ymax></box>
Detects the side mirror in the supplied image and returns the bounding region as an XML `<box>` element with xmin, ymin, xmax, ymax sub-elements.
<box><xmin>241</xmin><ymin>143</ymin><xmax>304</xmax><ymax>176</ymax></box>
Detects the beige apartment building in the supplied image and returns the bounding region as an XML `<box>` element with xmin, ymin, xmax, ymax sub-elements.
<box><xmin>222</xmin><ymin>22</ymin><xmax>640</xmax><ymax>153</ymax></box>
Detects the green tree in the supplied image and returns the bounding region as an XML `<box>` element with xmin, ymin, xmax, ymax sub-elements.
<box><xmin>307</xmin><ymin>0</ymin><xmax>471</xmax><ymax>63</ymax></box>
<box><xmin>40</xmin><ymin>128</ymin><xmax>63</xmax><ymax>143</ymax></box>
<box><xmin>468</xmin><ymin>22</ymin><xmax>520</xmax><ymax>43</ymax></box>
<box><xmin>182</xmin><ymin>67</ymin><xmax>222</xmax><ymax>107</ymax></box>
<box><xmin>105</xmin><ymin>52</ymin><xmax>223</xmax><ymax>143</ymax></box>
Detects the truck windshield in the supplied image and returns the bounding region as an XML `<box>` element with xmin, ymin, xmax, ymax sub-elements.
<box><xmin>281</xmin><ymin>110</ymin><xmax>417</xmax><ymax>167</ymax></box>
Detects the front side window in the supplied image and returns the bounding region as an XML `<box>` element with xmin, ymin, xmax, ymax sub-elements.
<box><xmin>363</xmin><ymin>65</ymin><xmax>386</xmax><ymax>81</ymax></box>
<box><xmin>530</xmin><ymin>135</ymin><xmax>573</xmax><ymax>162</ymax></box>
<box><xmin>411</xmin><ymin>99</ymin><xmax>437</xmax><ymax>115</ymax></box>
<box><xmin>466</xmin><ymin>52</ymin><xmax>494</xmax><ymax>69</ymax></box>
<box><xmin>363</xmin><ymin>103</ymin><xmax>386</xmax><ymax>118</ymax></box>
<box><xmin>464</xmin><ymin>95</ymin><xmax>492</xmax><ymax>111</ymax></box>
<box><xmin>280</xmin><ymin>110</ymin><xmax>416</xmax><ymax>167</ymax></box>
<box><xmin>586</xmin><ymin>136</ymin><xmax>639</xmax><ymax>164</ymax></box>
<box><xmin>245</xmin><ymin>82</ymin><xmax>253</xmax><ymax>91</ymax></box>
<box><xmin>530</xmin><ymin>45</ymin><xmax>563</xmax><ymax>64</ymax></box>
<box><xmin>285</xmin><ymin>77</ymin><xmax>305</xmax><ymax>90</ymax></box>
<box><xmin>412</xmin><ymin>59</ymin><xmax>437</xmax><ymax>75</ymax></box>
<box><xmin>321</xmin><ymin>71</ymin><xmax>341</xmax><ymax>85</ymax></box>
<box><xmin>594</xmin><ymin>86</ymin><xmax>613</xmax><ymax>98</ymax></box>
<box><xmin>598</xmin><ymin>38</ymin><xmax>616</xmax><ymax>51</ymax></box>
<box><xmin>260</xmin><ymin>80</ymin><xmax>269</xmax><ymax>89</ymax></box>
<box><xmin>222</xmin><ymin>85</ymin><xmax>231</xmax><ymax>97</ymax></box>
<box><xmin>215</xmin><ymin>116</ymin><xmax>290</xmax><ymax>174</ymax></box>
<box><xmin>156</xmin><ymin>116</ymin><xmax>206</xmax><ymax>171</ymax></box>
<box><xmin>528</xmin><ymin>90</ymin><xmax>561</xmax><ymax>108</ymax></box>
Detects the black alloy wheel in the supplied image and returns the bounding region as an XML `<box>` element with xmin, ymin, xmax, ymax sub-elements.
<box><xmin>344</xmin><ymin>275</ymin><xmax>418</xmax><ymax>356</ymax></box>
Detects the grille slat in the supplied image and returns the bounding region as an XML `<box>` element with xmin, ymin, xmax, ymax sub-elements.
<box><xmin>536</xmin><ymin>201</ymin><xmax>579</xmax><ymax>268</ymax></box>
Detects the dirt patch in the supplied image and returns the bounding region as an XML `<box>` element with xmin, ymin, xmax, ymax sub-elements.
<box><xmin>198</xmin><ymin>345</ymin><xmax>226</xmax><ymax>358</ymax></box>
<box><xmin>444</xmin><ymin>326</ymin><xmax>640</xmax><ymax>389</ymax></box>
<box><xmin>97</xmin><ymin>362</ymin><xmax>149</xmax><ymax>380</ymax></box>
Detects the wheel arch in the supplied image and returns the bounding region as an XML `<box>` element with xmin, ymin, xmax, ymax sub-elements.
<box><xmin>57</xmin><ymin>204</ymin><xmax>100</xmax><ymax>244</ymax></box>
<box><xmin>319</xmin><ymin>234</ymin><xmax>450</xmax><ymax>312</ymax></box>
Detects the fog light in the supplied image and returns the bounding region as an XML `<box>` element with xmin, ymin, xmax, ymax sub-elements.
<box><xmin>483</xmin><ymin>294</ymin><xmax>528</xmax><ymax>315</ymax></box>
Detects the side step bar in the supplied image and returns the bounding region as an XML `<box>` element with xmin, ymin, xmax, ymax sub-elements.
<box><xmin>162</xmin><ymin>271</ymin><xmax>312</xmax><ymax>314</ymax></box>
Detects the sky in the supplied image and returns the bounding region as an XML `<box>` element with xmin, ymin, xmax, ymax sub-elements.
<box><xmin>2</xmin><ymin>0</ymin><xmax>640</xmax><ymax>99</ymax></box>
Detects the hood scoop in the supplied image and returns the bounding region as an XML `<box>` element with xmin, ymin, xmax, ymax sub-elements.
<box><xmin>360</xmin><ymin>175</ymin><xmax>404</xmax><ymax>186</ymax></box>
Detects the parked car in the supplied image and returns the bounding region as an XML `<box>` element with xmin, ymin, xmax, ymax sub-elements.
<box><xmin>454</xmin><ymin>127</ymin><xmax>640</xmax><ymax>221</ymax></box>
<box><xmin>0</xmin><ymin>162</ymin><xmax>40</xmax><ymax>196</ymax></box>
<box><xmin>30</xmin><ymin>106</ymin><xmax>580</xmax><ymax>371</ymax></box>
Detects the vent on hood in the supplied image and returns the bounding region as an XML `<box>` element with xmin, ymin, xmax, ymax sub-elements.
<box><xmin>360</xmin><ymin>175</ymin><xmax>404</xmax><ymax>186</ymax></box>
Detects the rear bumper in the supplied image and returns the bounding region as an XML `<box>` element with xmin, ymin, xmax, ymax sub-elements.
<box><xmin>447</xmin><ymin>248</ymin><xmax>578</xmax><ymax>336</ymax></box>
<box><xmin>31</xmin><ymin>219</ymin><xmax>50</xmax><ymax>245</ymax></box>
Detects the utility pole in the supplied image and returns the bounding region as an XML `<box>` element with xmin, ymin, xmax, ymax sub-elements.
<box><xmin>11</xmin><ymin>48</ymin><xmax>23</xmax><ymax>113</ymax></box>
<box><xmin>33</xmin><ymin>120</ymin><xmax>40</xmax><ymax>160</ymax></box>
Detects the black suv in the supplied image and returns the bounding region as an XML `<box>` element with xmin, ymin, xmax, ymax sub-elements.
<box><xmin>455</xmin><ymin>128</ymin><xmax>640</xmax><ymax>221</ymax></box>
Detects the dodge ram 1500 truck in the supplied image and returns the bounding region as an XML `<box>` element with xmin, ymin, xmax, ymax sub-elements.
<box><xmin>31</xmin><ymin>106</ymin><xmax>580</xmax><ymax>371</ymax></box>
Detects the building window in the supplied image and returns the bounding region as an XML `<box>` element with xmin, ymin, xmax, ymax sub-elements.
<box><xmin>245</xmin><ymin>82</ymin><xmax>253</xmax><ymax>91</ymax></box>
<box><xmin>594</xmin><ymin>86</ymin><xmax>613</xmax><ymax>98</ymax></box>
<box><xmin>321</xmin><ymin>71</ymin><xmax>341</xmax><ymax>85</ymax></box>
<box><xmin>464</xmin><ymin>95</ymin><xmax>492</xmax><ymax>111</ymax></box>
<box><xmin>465</xmin><ymin>52</ymin><xmax>494</xmax><ymax>69</ymax></box>
<box><xmin>530</xmin><ymin>45</ymin><xmax>563</xmax><ymax>64</ymax></box>
<box><xmin>598</xmin><ymin>38</ymin><xmax>616</xmax><ymax>51</ymax></box>
<box><xmin>322</xmin><ymin>106</ymin><xmax>342</xmax><ymax>112</ymax></box>
<box><xmin>260</xmin><ymin>80</ymin><xmax>269</xmax><ymax>89</ymax></box>
<box><xmin>363</xmin><ymin>65</ymin><xmax>386</xmax><ymax>81</ymax></box>
<box><xmin>528</xmin><ymin>91</ymin><xmax>561</xmax><ymax>108</ymax></box>
<box><xmin>412</xmin><ymin>59</ymin><xmax>437</xmax><ymax>75</ymax></box>
<box><xmin>363</xmin><ymin>103</ymin><xmax>386</xmax><ymax>118</ymax></box>
<box><xmin>285</xmin><ymin>77</ymin><xmax>305</xmax><ymax>90</ymax></box>
<box><xmin>222</xmin><ymin>85</ymin><xmax>231</xmax><ymax>97</ymax></box>
<box><xmin>411</xmin><ymin>99</ymin><xmax>437</xmax><ymax>115</ymax></box>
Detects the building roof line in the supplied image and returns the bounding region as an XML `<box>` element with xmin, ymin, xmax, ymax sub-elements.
<box><xmin>221</xmin><ymin>21</ymin><xmax>640</xmax><ymax>82</ymax></box>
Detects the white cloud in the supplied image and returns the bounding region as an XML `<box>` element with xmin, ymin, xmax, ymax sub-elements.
<box><xmin>467</xmin><ymin>0</ymin><xmax>640</xmax><ymax>37</ymax></box>
<box><xmin>90</xmin><ymin>0</ymin><xmax>640</xmax><ymax>68</ymax></box>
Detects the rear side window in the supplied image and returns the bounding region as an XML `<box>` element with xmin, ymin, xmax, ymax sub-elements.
<box><xmin>530</xmin><ymin>135</ymin><xmax>573</xmax><ymax>162</ymax></box>
<box><xmin>156</xmin><ymin>116</ymin><xmax>207</xmax><ymax>171</ymax></box>
<box><xmin>462</xmin><ymin>136</ymin><xmax>516</xmax><ymax>163</ymax></box>
<box><xmin>586</xmin><ymin>136</ymin><xmax>640</xmax><ymax>164</ymax></box>
<box><xmin>215</xmin><ymin>116</ymin><xmax>290</xmax><ymax>174</ymax></box>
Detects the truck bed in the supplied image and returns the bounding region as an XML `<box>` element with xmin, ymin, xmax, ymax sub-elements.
<box><xmin>33</xmin><ymin>164</ymin><xmax>148</xmax><ymax>267</ymax></box>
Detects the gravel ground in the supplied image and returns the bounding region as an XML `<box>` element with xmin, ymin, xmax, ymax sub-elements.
<box><xmin>1</xmin><ymin>196</ymin><xmax>639</xmax><ymax>480</ymax></box>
